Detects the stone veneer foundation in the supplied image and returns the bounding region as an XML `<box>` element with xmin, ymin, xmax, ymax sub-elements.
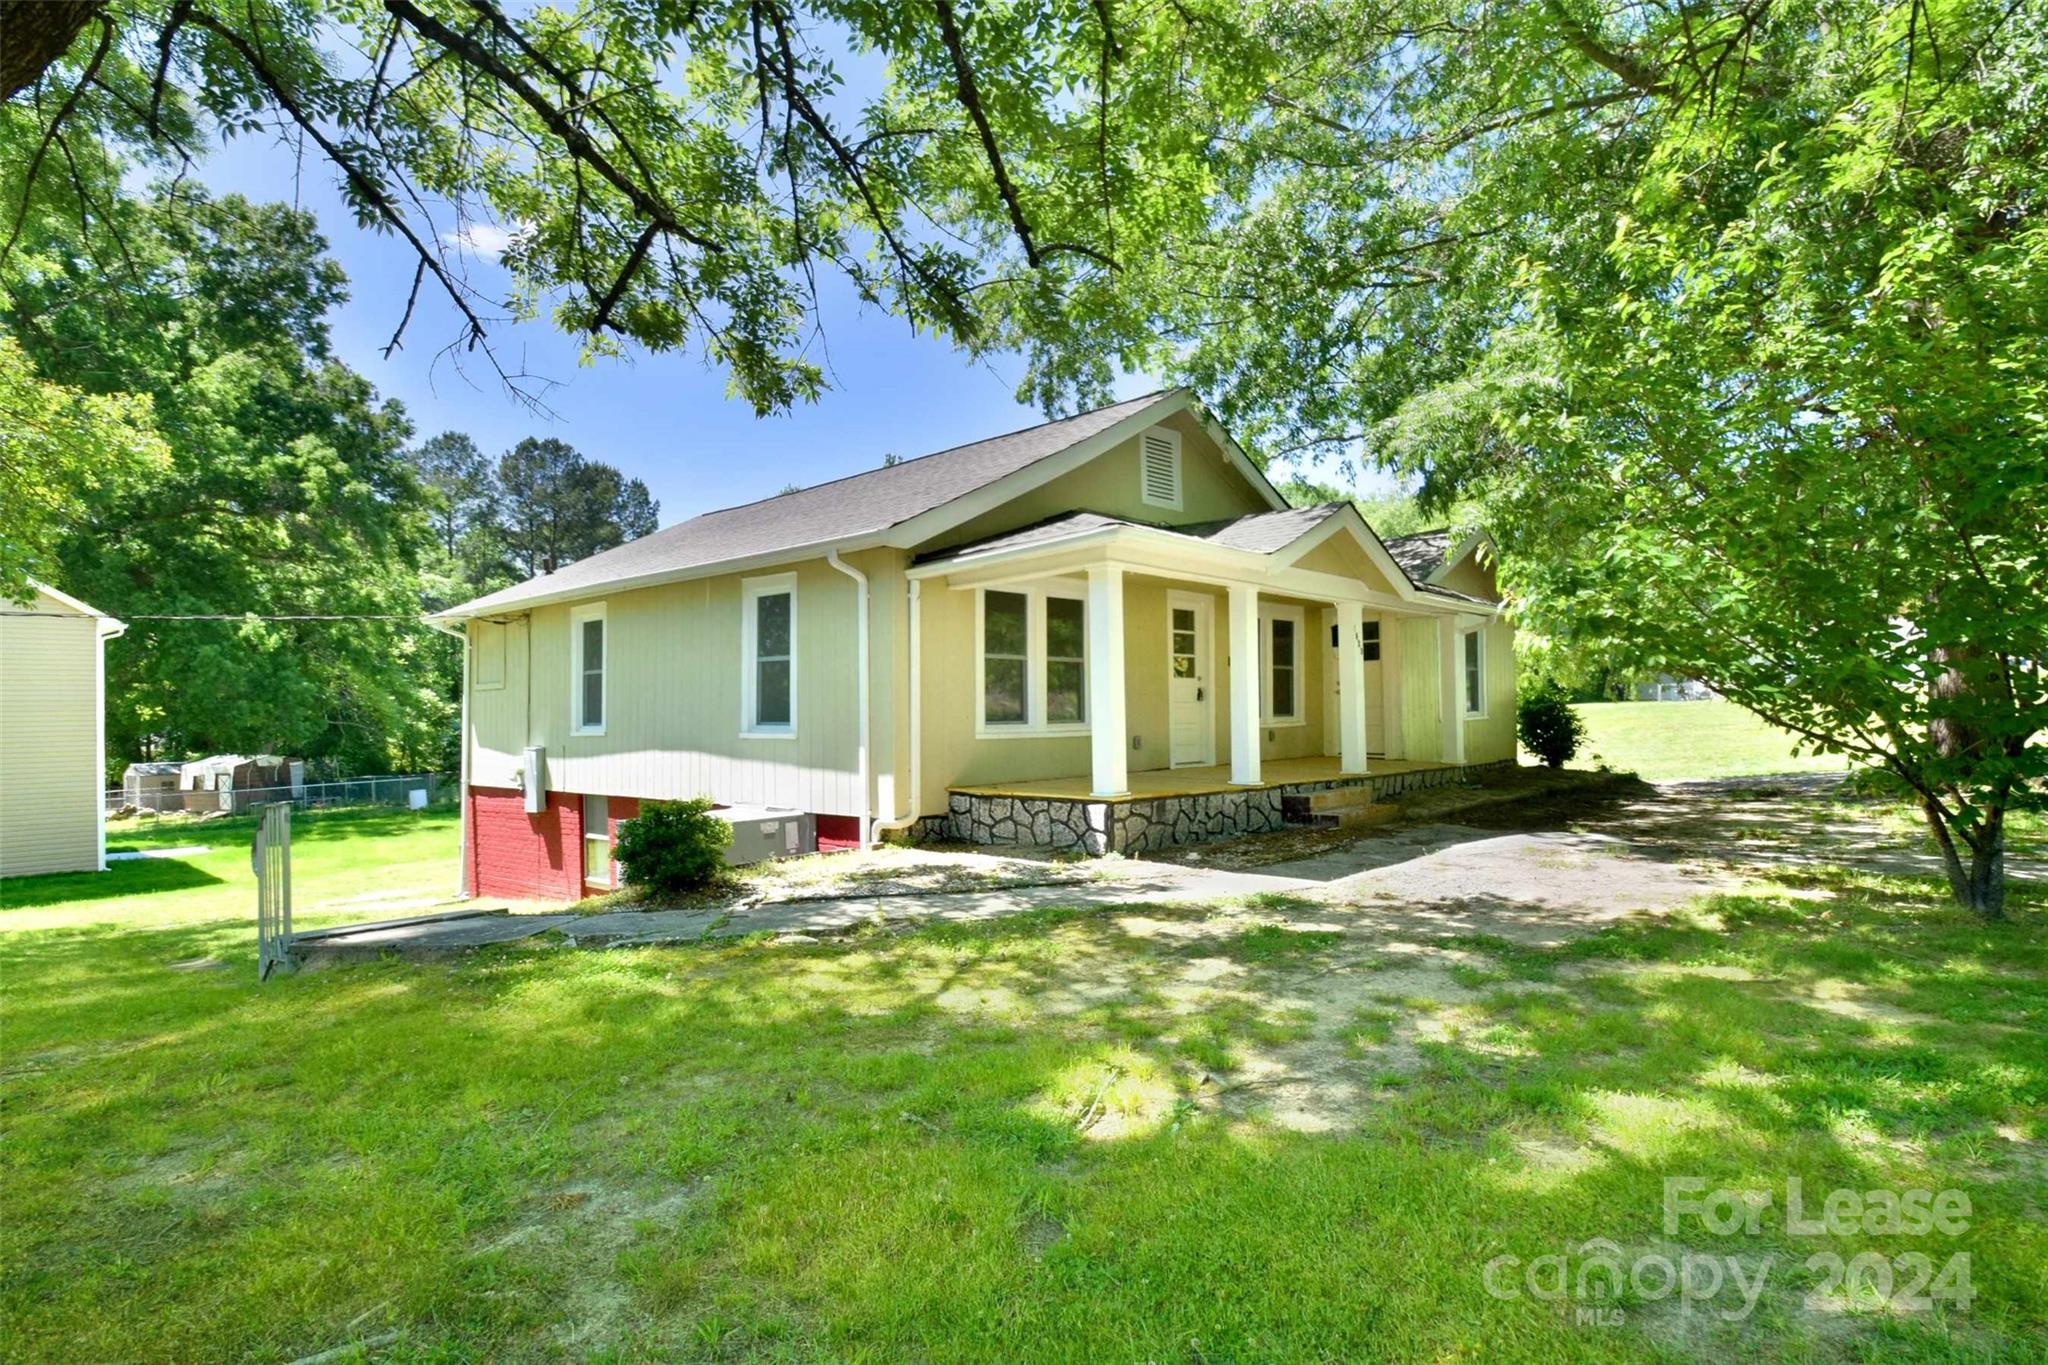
<box><xmin>920</xmin><ymin>760</ymin><xmax>1513</xmax><ymax>856</ymax></box>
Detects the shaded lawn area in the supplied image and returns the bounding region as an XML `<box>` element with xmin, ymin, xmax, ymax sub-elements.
<box><xmin>0</xmin><ymin>806</ymin><xmax>461</xmax><ymax>928</ymax></box>
<box><xmin>3</xmin><ymin>811</ymin><xmax>2045</xmax><ymax>1360</ymax></box>
<box><xmin>1568</xmin><ymin>700</ymin><xmax>1851</xmax><ymax>782</ymax></box>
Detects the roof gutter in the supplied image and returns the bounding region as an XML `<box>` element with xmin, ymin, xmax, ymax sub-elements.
<box><xmin>825</xmin><ymin>550</ymin><xmax>872</xmax><ymax>849</ymax></box>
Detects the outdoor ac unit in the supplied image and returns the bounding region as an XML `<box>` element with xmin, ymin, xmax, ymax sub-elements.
<box><xmin>716</xmin><ymin>805</ymin><xmax>815</xmax><ymax>866</ymax></box>
<box><xmin>521</xmin><ymin>745</ymin><xmax>546</xmax><ymax>814</ymax></box>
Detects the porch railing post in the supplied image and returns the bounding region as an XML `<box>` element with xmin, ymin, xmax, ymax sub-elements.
<box><xmin>1086</xmin><ymin>562</ymin><xmax>1129</xmax><ymax>797</ymax></box>
<box><xmin>1337</xmin><ymin>599</ymin><xmax>1369</xmax><ymax>774</ymax></box>
<box><xmin>1228</xmin><ymin>583</ymin><xmax>1262</xmax><ymax>786</ymax></box>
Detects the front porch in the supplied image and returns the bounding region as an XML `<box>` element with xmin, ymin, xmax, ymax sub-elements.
<box><xmin>933</xmin><ymin>756</ymin><xmax>1511</xmax><ymax>856</ymax></box>
<box><xmin>953</xmin><ymin>754</ymin><xmax>1459</xmax><ymax>803</ymax></box>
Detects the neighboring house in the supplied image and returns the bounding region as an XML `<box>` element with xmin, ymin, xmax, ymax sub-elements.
<box><xmin>1634</xmin><ymin>674</ymin><xmax>1716</xmax><ymax>702</ymax></box>
<box><xmin>121</xmin><ymin>760</ymin><xmax>185</xmax><ymax>811</ymax></box>
<box><xmin>433</xmin><ymin>388</ymin><xmax>1517</xmax><ymax>898</ymax></box>
<box><xmin>0</xmin><ymin>582</ymin><xmax>125</xmax><ymax>878</ymax></box>
<box><xmin>177</xmin><ymin>754</ymin><xmax>303</xmax><ymax>813</ymax></box>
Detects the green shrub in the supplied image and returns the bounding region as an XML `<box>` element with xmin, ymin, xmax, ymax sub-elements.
<box><xmin>614</xmin><ymin>798</ymin><xmax>731</xmax><ymax>893</ymax></box>
<box><xmin>1516</xmin><ymin>682</ymin><xmax>1587</xmax><ymax>769</ymax></box>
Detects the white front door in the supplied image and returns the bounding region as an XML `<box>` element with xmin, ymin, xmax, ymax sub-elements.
<box><xmin>1167</xmin><ymin>593</ymin><xmax>1215</xmax><ymax>767</ymax></box>
<box><xmin>1323</xmin><ymin>609</ymin><xmax>1386</xmax><ymax>756</ymax></box>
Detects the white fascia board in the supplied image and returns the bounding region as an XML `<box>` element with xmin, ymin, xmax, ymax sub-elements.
<box><xmin>881</xmin><ymin>390</ymin><xmax>1194</xmax><ymax>551</ymax></box>
<box><xmin>1429</xmin><ymin>530</ymin><xmax>1495</xmax><ymax>584</ymax></box>
<box><xmin>1265</xmin><ymin>504</ymin><xmax>1426</xmax><ymax>603</ymax></box>
<box><xmin>428</xmin><ymin>535</ymin><xmax>889</xmax><ymax>621</ymax></box>
<box><xmin>1185</xmin><ymin>399</ymin><xmax>1291</xmax><ymax>513</ymax></box>
<box><xmin>26</xmin><ymin>578</ymin><xmax>109</xmax><ymax>618</ymax></box>
<box><xmin>912</xmin><ymin>523</ymin><xmax>1453</xmax><ymax>614</ymax></box>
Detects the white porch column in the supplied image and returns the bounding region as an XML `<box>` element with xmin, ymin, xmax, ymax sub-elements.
<box><xmin>1437</xmin><ymin>614</ymin><xmax>1467</xmax><ymax>764</ymax></box>
<box><xmin>1337</xmin><ymin>599</ymin><xmax>1369</xmax><ymax>774</ymax></box>
<box><xmin>1228</xmin><ymin>583</ymin><xmax>1262</xmax><ymax>786</ymax></box>
<box><xmin>1087</xmin><ymin>563</ymin><xmax>1128</xmax><ymax>796</ymax></box>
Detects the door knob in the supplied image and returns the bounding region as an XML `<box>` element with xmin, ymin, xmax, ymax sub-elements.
<box><xmin>1197</xmin><ymin>687</ymin><xmax>1205</xmax><ymax>700</ymax></box>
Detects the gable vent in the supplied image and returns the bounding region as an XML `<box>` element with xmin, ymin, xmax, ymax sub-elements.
<box><xmin>1139</xmin><ymin>428</ymin><xmax>1182</xmax><ymax>509</ymax></box>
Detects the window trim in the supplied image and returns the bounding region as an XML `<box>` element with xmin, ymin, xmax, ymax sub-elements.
<box><xmin>1462</xmin><ymin>626</ymin><xmax>1487</xmax><ymax>719</ymax></box>
<box><xmin>1137</xmin><ymin>426</ymin><xmax>1183</xmax><ymax>511</ymax></box>
<box><xmin>582</xmin><ymin>794</ymin><xmax>613</xmax><ymax>889</ymax></box>
<box><xmin>1260</xmin><ymin>602</ymin><xmax>1306</xmax><ymax>727</ymax></box>
<box><xmin>975</xmin><ymin>581</ymin><xmax>1092</xmax><ymax>739</ymax></box>
<box><xmin>569</xmin><ymin>601</ymin><xmax>607</xmax><ymax>736</ymax></box>
<box><xmin>740</xmin><ymin>572</ymin><xmax>798</xmax><ymax>739</ymax></box>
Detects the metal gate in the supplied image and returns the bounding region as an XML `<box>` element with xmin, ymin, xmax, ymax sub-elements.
<box><xmin>254</xmin><ymin>802</ymin><xmax>294</xmax><ymax>980</ymax></box>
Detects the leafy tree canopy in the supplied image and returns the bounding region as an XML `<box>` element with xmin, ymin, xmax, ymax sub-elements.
<box><xmin>3</xmin><ymin>184</ymin><xmax>448</xmax><ymax>774</ymax></box>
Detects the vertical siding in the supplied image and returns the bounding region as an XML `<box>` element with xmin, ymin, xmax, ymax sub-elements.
<box><xmin>0</xmin><ymin>595</ymin><xmax>101</xmax><ymax>877</ymax></box>
<box><xmin>1396</xmin><ymin>617</ymin><xmax>1448</xmax><ymax>761</ymax></box>
<box><xmin>469</xmin><ymin>558</ymin><xmax>863</xmax><ymax>815</ymax></box>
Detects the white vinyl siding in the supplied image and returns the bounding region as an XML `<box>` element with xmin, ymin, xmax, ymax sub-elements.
<box><xmin>570</xmin><ymin>602</ymin><xmax>607</xmax><ymax>735</ymax></box>
<box><xmin>976</xmin><ymin>583</ymin><xmax>1089</xmax><ymax>737</ymax></box>
<box><xmin>0</xmin><ymin>592</ymin><xmax>105</xmax><ymax>877</ymax></box>
<box><xmin>1260</xmin><ymin>603</ymin><xmax>1304</xmax><ymax>725</ymax></box>
<box><xmin>466</xmin><ymin>556</ymin><xmax>872</xmax><ymax>821</ymax></box>
<box><xmin>1138</xmin><ymin>427</ymin><xmax>1182</xmax><ymax>510</ymax></box>
<box><xmin>741</xmin><ymin>572</ymin><xmax>797</xmax><ymax>737</ymax></box>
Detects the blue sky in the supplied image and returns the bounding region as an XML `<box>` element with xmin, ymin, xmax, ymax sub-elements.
<box><xmin>197</xmin><ymin>132</ymin><xmax>1394</xmax><ymax>530</ymax></box>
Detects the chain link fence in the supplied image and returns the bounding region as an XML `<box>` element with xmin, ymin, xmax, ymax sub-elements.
<box><xmin>108</xmin><ymin>773</ymin><xmax>453</xmax><ymax>818</ymax></box>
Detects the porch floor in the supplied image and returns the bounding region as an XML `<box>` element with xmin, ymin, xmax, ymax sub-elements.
<box><xmin>950</xmin><ymin>755</ymin><xmax>1456</xmax><ymax>804</ymax></box>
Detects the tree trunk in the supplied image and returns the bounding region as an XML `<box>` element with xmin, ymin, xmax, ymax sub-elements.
<box><xmin>0</xmin><ymin>0</ymin><xmax>103</xmax><ymax>101</ymax></box>
<box><xmin>1923</xmin><ymin>799</ymin><xmax>2007</xmax><ymax>920</ymax></box>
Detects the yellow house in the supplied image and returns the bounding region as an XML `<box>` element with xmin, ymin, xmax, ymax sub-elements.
<box><xmin>0</xmin><ymin>582</ymin><xmax>125</xmax><ymax>878</ymax></box>
<box><xmin>434</xmin><ymin>389</ymin><xmax>1515</xmax><ymax>897</ymax></box>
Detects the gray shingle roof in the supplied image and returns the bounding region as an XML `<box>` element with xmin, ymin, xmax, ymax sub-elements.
<box><xmin>1179</xmin><ymin>502</ymin><xmax>1345</xmax><ymax>552</ymax></box>
<box><xmin>447</xmin><ymin>389</ymin><xmax>1181</xmax><ymax>615</ymax></box>
<box><xmin>915</xmin><ymin>502</ymin><xmax>1346</xmax><ymax>566</ymax></box>
<box><xmin>1381</xmin><ymin>528</ymin><xmax>1452</xmax><ymax>580</ymax></box>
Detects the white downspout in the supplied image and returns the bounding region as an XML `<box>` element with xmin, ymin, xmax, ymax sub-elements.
<box><xmin>426</xmin><ymin>616</ymin><xmax>472</xmax><ymax>896</ymax></box>
<box><xmin>826</xmin><ymin>551</ymin><xmax>872</xmax><ymax>847</ymax></box>
<box><xmin>871</xmin><ymin>578</ymin><xmax>922</xmax><ymax>841</ymax></box>
<box><xmin>95</xmin><ymin>615</ymin><xmax>126</xmax><ymax>871</ymax></box>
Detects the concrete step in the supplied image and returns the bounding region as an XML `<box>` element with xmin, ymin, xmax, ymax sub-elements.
<box><xmin>1280</xmin><ymin>789</ymin><xmax>1401</xmax><ymax>830</ymax></box>
<box><xmin>1303</xmin><ymin>787</ymin><xmax>1380</xmax><ymax>813</ymax></box>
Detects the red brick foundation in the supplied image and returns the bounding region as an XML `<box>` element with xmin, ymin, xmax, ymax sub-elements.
<box><xmin>468</xmin><ymin>786</ymin><xmax>848</xmax><ymax>900</ymax></box>
<box><xmin>467</xmin><ymin>786</ymin><xmax>583</xmax><ymax>901</ymax></box>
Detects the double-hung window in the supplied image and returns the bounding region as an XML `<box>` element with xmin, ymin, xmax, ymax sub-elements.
<box><xmin>1260</xmin><ymin>603</ymin><xmax>1304</xmax><ymax>724</ymax></box>
<box><xmin>978</xmin><ymin>584</ymin><xmax>1088</xmax><ymax>735</ymax></box>
<box><xmin>1462</xmin><ymin>627</ymin><xmax>1486</xmax><ymax>717</ymax></box>
<box><xmin>570</xmin><ymin>602</ymin><xmax>607</xmax><ymax>735</ymax></box>
<box><xmin>742</xmin><ymin>573</ymin><xmax>797</xmax><ymax>737</ymax></box>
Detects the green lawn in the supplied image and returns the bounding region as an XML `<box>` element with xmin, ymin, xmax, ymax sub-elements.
<box><xmin>1569</xmin><ymin>700</ymin><xmax>1851</xmax><ymax>782</ymax></box>
<box><xmin>3</xmin><ymin>802</ymin><xmax>2044</xmax><ymax>1360</ymax></box>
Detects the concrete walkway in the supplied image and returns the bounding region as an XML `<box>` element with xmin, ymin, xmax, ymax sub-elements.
<box><xmin>290</xmin><ymin>864</ymin><xmax>1313</xmax><ymax>965</ymax></box>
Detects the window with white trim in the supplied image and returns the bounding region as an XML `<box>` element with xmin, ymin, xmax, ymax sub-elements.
<box><xmin>741</xmin><ymin>573</ymin><xmax>797</xmax><ymax>736</ymax></box>
<box><xmin>1463</xmin><ymin>628</ymin><xmax>1486</xmax><ymax>717</ymax></box>
<box><xmin>582</xmin><ymin>794</ymin><xmax>612</xmax><ymax>887</ymax></box>
<box><xmin>570</xmin><ymin>602</ymin><xmax>606</xmax><ymax>734</ymax></box>
<box><xmin>1261</xmin><ymin>603</ymin><xmax>1304</xmax><ymax>724</ymax></box>
<box><xmin>978</xmin><ymin>584</ymin><xmax>1088</xmax><ymax>734</ymax></box>
<box><xmin>1138</xmin><ymin>427</ymin><xmax>1182</xmax><ymax>509</ymax></box>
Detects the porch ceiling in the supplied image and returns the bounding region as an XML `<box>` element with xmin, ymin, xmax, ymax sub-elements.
<box><xmin>950</xmin><ymin>755</ymin><xmax>1458</xmax><ymax>803</ymax></box>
